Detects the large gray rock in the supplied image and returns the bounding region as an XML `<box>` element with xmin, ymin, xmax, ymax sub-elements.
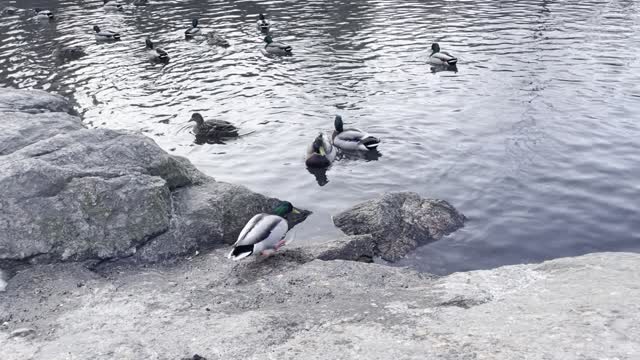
<box><xmin>0</xmin><ymin>87</ymin><xmax>72</xmax><ymax>114</ymax></box>
<box><xmin>333</xmin><ymin>192</ymin><xmax>466</xmax><ymax>261</ymax></box>
<box><xmin>0</xmin><ymin>252</ymin><xmax>637</xmax><ymax>359</ymax></box>
<box><xmin>0</xmin><ymin>88</ymin><xmax>308</xmax><ymax>267</ymax></box>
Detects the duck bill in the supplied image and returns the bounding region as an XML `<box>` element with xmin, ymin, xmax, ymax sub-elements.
<box><xmin>292</xmin><ymin>209</ymin><xmax>301</xmax><ymax>215</ymax></box>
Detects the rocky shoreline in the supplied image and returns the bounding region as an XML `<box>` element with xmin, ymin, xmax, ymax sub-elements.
<box><xmin>1</xmin><ymin>88</ymin><xmax>638</xmax><ymax>359</ymax></box>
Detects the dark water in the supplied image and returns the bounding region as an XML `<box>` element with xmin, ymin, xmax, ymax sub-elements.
<box><xmin>1</xmin><ymin>0</ymin><xmax>639</xmax><ymax>274</ymax></box>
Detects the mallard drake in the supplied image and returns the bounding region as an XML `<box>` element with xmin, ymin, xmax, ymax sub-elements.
<box><xmin>185</xmin><ymin>19</ymin><xmax>200</xmax><ymax>38</ymax></box>
<box><xmin>93</xmin><ymin>25</ymin><xmax>120</xmax><ymax>41</ymax></box>
<box><xmin>206</xmin><ymin>31</ymin><xmax>230</xmax><ymax>47</ymax></box>
<box><xmin>332</xmin><ymin>115</ymin><xmax>380</xmax><ymax>151</ymax></box>
<box><xmin>257</xmin><ymin>13</ymin><xmax>270</xmax><ymax>32</ymax></box>
<box><xmin>103</xmin><ymin>0</ymin><xmax>123</xmax><ymax>11</ymax></box>
<box><xmin>189</xmin><ymin>113</ymin><xmax>239</xmax><ymax>143</ymax></box>
<box><xmin>145</xmin><ymin>38</ymin><xmax>169</xmax><ymax>62</ymax></box>
<box><xmin>428</xmin><ymin>43</ymin><xmax>457</xmax><ymax>66</ymax></box>
<box><xmin>228</xmin><ymin>201</ymin><xmax>300</xmax><ymax>260</ymax></box>
<box><xmin>306</xmin><ymin>133</ymin><xmax>337</xmax><ymax>168</ymax></box>
<box><xmin>34</xmin><ymin>8</ymin><xmax>54</xmax><ymax>21</ymax></box>
<box><xmin>262</xmin><ymin>35</ymin><xmax>291</xmax><ymax>56</ymax></box>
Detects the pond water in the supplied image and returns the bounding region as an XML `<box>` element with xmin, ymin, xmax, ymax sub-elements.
<box><xmin>1</xmin><ymin>0</ymin><xmax>639</xmax><ymax>274</ymax></box>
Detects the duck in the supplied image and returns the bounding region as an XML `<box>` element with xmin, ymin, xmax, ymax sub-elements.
<box><xmin>145</xmin><ymin>38</ymin><xmax>169</xmax><ymax>62</ymax></box>
<box><xmin>52</xmin><ymin>46</ymin><xmax>86</xmax><ymax>62</ymax></box>
<box><xmin>34</xmin><ymin>8</ymin><xmax>54</xmax><ymax>21</ymax></box>
<box><xmin>189</xmin><ymin>113</ymin><xmax>239</xmax><ymax>143</ymax></box>
<box><xmin>332</xmin><ymin>115</ymin><xmax>380</xmax><ymax>151</ymax></box>
<box><xmin>133</xmin><ymin>0</ymin><xmax>149</xmax><ymax>5</ymax></box>
<box><xmin>93</xmin><ymin>25</ymin><xmax>121</xmax><ymax>41</ymax></box>
<box><xmin>262</xmin><ymin>35</ymin><xmax>291</xmax><ymax>56</ymax></box>
<box><xmin>228</xmin><ymin>201</ymin><xmax>300</xmax><ymax>260</ymax></box>
<box><xmin>206</xmin><ymin>31</ymin><xmax>230</xmax><ymax>47</ymax></box>
<box><xmin>2</xmin><ymin>6</ymin><xmax>19</xmax><ymax>15</ymax></box>
<box><xmin>428</xmin><ymin>43</ymin><xmax>457</xmax><ymax>66</ymax></box>
<box><xmin>306</xmin><ymin>133</ymin><xmax>337</xmax><ymax>168</ymax></box>
<box><xmin>184</xmin><ymin>19</ymin><xmax>200</xmax><ymax>38</ymax></box>
<box><xmin>103</xmin><ymin>0</ymin><xmax>124</xmax><ymax>11</ymax></box>
<box><xmin>257</xmin><ymin>13</ymin><xmax>270</xmax><ymax>32</ymax></box>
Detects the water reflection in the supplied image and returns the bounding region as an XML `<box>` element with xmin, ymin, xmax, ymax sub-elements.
<box><xmin>1</xmin><ymin>0</ymin><xmax>639</xmax><ymax>274</ymax></box>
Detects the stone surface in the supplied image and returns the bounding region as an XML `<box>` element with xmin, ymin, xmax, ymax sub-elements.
<box><xmin>333</xmin><ymin>192</ymin><xmax>466</xmax><ymax>261</ymax></box>
<box><xmin>0</xmin><ymin>252</ymin><xmax>637</xmax><ymax>359</ymax></box>
<box><xmin>9</xmin><ymin>328</ymin><xmax>35</xmax><ymax>339</ymax></box>
<box><xmin>0</xmin><ymin>87</ymin><xmax>308</xmax><ymax>267</ymax></box>
<box><xmin>304</xmin><ymin>235</ymin><xmax>376</xmax><ymax>262</ymax></box>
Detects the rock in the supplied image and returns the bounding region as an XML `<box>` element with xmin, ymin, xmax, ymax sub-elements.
<box><xmin>0</xmin><ymin>87</ymin><xmax>72</xmax><ymax>114</ymax></box>
<box><xmin>306</xmin><ymin>235</ymin><xmax>376</xmax><ymax>262</ymax></box>
<box><xmin>1</xmin><ymin>252</ymin><xmax>637</xmax><ymax>359</ymax></box>
<box><xmin>9</xmin><ymin>328</ymin><xmax>35</xmax><ymax>338</ymax></box>
<box><xmin>0</xmin><ymin>111</ymin><xmax>84</xmax><ymax>155</ymax></box>
<box><xmin>0</xmin><ymin>87</ymin><xmax>308</xmax><ymax>267</ymax></box>
<box><xmin>333</xmin><ymin>192</ymin><xmax>465</xmax><ymax>261</ymax></box>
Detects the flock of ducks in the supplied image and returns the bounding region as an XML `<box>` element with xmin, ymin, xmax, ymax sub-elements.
<box><xmin>1</xmin><ymin>1</ymin><xmax>460</xmax><ymax>261</ymax></box>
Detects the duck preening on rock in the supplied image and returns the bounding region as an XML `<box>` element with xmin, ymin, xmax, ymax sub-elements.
<box><xmin>257</xmin><ymin>13</ymin><xmax>270</xmax><ymax>32</ymax></box>
<box><xmin>429</xmin><ymin>43</ymin><xmax>457</xmax><ymax>66</ymax></box>
<box><xmin>189</xmin><ymin>113</ymin><xmax>239</xmax><ymax>143</ymax></box>
<box><xmin>332</xmin><ymin>115</ymin><xmax>380</xmax><ymax>151</ymax></box>
<box><xmin>185</xmin><ymin>19</ymin><xmax>200</xmax><ymax>38</ymax></box>
<box><xmin>34</xmin><ymin>8</ymin><xmax>54</xmax><ymax>21</ymax></box>
<box><xmin>145</xmin><ymin>38</ymin><xmax>169</xmax><ymax>63</ymax></box>
<box><xmin>306</xmin><ymin>133</ymin><xmax>337</xmax><ymax>168</ymax></box>
<box><xmin>228</xmin><ymin>201</ymin><xmax>300</xmax><ymax>260</ymax></box>
<box><xmin>93</xmin><ymin>25</ymin><xmax>121</xmax><ymax>41</ymax></box>
<box><xmin>263</xmin><ymin>35</ymin><xmax>292</xmax><ymax>56</ymax></box>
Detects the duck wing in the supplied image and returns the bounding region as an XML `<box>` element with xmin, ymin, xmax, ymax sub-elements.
<box><xmin>271</xmin><ymin>42</ymin><xmax>292</xmax><ymax>51</ymax></box>
<box><xmin>203</xmin><ymin>120</ymin><xmax>238</xmax><ymax>137</ymax></box>
<box><xmin>235</xmin><ymin>214</ymin><xmax>287</xmax><ymax>247</ymax></box>
<box><xmin>336</xmin><ymin>128</ymin><xmax>365</xmax><ymax>143</ymax></box>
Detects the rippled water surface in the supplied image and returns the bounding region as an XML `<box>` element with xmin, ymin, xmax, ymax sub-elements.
<box><xmin>1</xmin><ymin>0</ymin><xmax>639</xmax><ymax>274</ymax></box>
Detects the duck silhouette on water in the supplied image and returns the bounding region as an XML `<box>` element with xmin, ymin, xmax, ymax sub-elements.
<box><xmin>189</xmin><ymin>113</ymin><xmax>240</xmax><ymax>144</ymax></box>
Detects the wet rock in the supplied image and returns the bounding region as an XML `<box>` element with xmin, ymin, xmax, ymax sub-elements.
<box><xmin>9</xmin><ymin>328</ymin><xmax>35</xmax><ymax>338</ymax></box>
<box><xmin>306</xmin><ymin>235</ymin><xmax>376</xmax><ymax>262</ymax></box>
<box><xmin>0</xmin><ymin>87</ymin><xmax>72</xmax><ymax>114</ymax></box>
<box><xmin>0</xmin><ymin>87</ymin><xmax>308</xmax><ymax>267</ymax></box>
<box><xmin>333</xmin><ymin>192</ymin><xmax>465</xmax><ymax>261</ymax></box>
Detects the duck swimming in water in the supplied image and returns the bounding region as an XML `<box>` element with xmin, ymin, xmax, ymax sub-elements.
<box><xmin>257</xmin><ymin>13</ymin><xmax>270</xmax><ymax>32</ymax></box>
<box><xmin>185</xmin><ymin>19</ymin><xmax>200</xmax><ymax>38</ymax></box>
<box><xmin>428</xmin><ymin>43</ymin><xmax>457</xmax><ymax>66</ymax></box>
<box><xmin>262</xmin><ymin>35</ymin><xmax>291</xmax><ymax>56</ymax></box>
<box><xmin>228</xmin><ymin>201</ymin><xmax>300</xmax><ymax>260</ymax></box>
<box><xmin>189</xmin><ymin>113</ymin><xmax>239</xmax><ymax>143</ymax></box>
<box><xmin>206</xmin><ymin>31</ymin><xmax>230</xmax><ymax>47</ymax></box>
<box><xmin>93</xmin><ymin>25</ymin><xmax>121</xmax><ymax>41</ymax></box>
<box><xmin>145</xmin><ymin>38</ymin><xmax>169</xmax><ymax>62</ymax></box>
<box><xmin>103</xmin><ymin>0</ymin><xmax>123</xmax><ymax>11</ymax></box>
<box><xmin>306</xmin><ymin>133</ymin><xmax>337</xmax><ymax>168</ymax></box>
<box><xmin>34</xmin><ymin>8</ymin><xmax>54</xmax><ymax>21</ymax></box>
<box><xmin>332</xmin><ymin>115</ymin><xmax>380</xmax><ymax>151</ymax></box>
